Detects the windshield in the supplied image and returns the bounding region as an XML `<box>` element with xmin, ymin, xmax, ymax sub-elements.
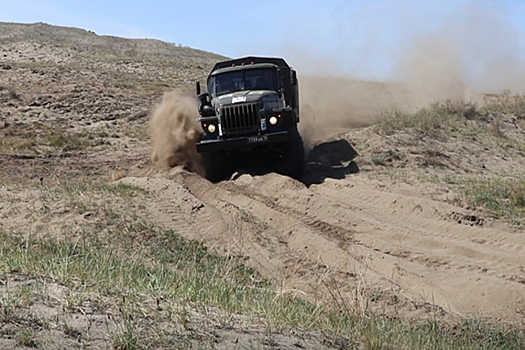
<box><xmin>209</xmin><ymin>68</ymin><xmax>277</xmax><ymax>96</ymax></box>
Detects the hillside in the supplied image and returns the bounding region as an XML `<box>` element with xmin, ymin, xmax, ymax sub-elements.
<box><xmin>0</xmin><ymin>22</ymin><xmax>524</xmax><ymax>349</ymax></box>
<box><xmin>0</xmin><ymin>21</ymin><xmax>221</xmax><ymax>59</ymax></box>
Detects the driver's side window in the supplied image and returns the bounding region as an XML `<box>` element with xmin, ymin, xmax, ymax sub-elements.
<box><xmin>217</xmin><ymin>76</ymin><xmax>231</xmax><ymax>94</ymax></box>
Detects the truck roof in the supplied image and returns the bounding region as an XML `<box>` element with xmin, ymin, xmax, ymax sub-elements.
<box><xmin>211</xmin><ymin>56</ymin><xmax>291</xmax><ymax>72</ymax></box>
<box><xmin>210</xmin><ymin>63</ymin><xmax>278</xmax><ymax>76</ymax></box>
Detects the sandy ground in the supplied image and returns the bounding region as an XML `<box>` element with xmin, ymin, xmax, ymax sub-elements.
<box><xmin>117</xmin><ymin>164</ymin><xmax>525</xmax><ymax>325</ymax></box>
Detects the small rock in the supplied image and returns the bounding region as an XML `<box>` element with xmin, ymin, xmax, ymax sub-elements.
<box><xmin>192</xmin><ymin>203</ymin><xmax>205</xmax><ymax>212</ymax></box>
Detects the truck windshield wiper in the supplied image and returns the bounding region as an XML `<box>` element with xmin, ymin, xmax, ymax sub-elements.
<box><xmin>226</xmin><ymin>89</ymin><xmax>241</xmax><ymax>94</ymax></box>
<box><xmin>217</xmin><ymin>89</ymin><xmax>240</xmax><ymax>96</ymax></box>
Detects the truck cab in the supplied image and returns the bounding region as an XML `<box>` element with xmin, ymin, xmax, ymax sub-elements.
<box><xmin>196</xmin><ymin>56</ymin><xmax>304</xmax><ymax>182</ymax></box>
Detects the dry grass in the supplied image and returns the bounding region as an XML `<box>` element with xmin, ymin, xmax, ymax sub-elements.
<box><xmin>0</xmin><ymin>127</ymin><xmax>110</xmax><ymax>154</ymax></box>
<box><xmin>482</xmin><ymin>91</ymin><xmax>525</xmax><ymax>117</ymax></box>
<box><xmin>375</xmin><ymin>100</ymin><xmax>480</xmax><ymax>136</ymax></box>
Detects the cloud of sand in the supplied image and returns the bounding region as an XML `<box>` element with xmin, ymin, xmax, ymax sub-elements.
<box><xmin>285</xmin><ymin>1</ymin><xmax>525</xmax><ymax>144</ymax></box>
<box><xmin>393</xmin><ymin>1</ymin><xmax>525</xmax><ymax>106</ymax></box>
<box><xmin>149</xmin><ymin>2</ymin><xmax>525</xmax><ymax>154</ymax></box>
<box><xmin>149</xmin><ymin>90</ymin><xmax>204</xmax><ymax>175</ymax></box>
<box><xmin>298</xmin><ymin>77</ymin><xmax>406</xmax><ymax>147</ymax></box>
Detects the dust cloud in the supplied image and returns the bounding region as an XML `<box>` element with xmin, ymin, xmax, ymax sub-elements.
<box><xmin>298</xmin><ymin>77</ymin><xmax>408</xmax><ymax>147</ymax></box>
<box><xmin>288</xmin><ymin>1</ymin><xmax>525</xmax><ymax>145</ymax></box>
<box><xmin>150</xmin><ymin>2</ymin><xmax>525</xmax><ymax>160</ymax></box>
<box><xmin>149</xmin><ymin>90</ymin><xmax>204</xmax><ymax>175</ymax></box>
<box><xmin>393</xmin><ymin>2</ymin><xmax>525</xmax><ymax>105</ymax></box>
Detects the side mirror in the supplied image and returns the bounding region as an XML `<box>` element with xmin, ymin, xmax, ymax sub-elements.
<box><xmin>196</xmin><ymin>81</ymin><xmax>201</xmax><ymax>95</ymax></box>
<box><xmin>291</xmin><ymin>71</ymin><xmax>298</xmax><ymax>86</ymax></box>
<box><xmin>201</xmin><ymin>105</ymin><xmax>215</xmax><ymax>117</ymax></box>
<box><xmin>198</xmin><ymin>92</ymin><xmax>215</xmax><ymax>116</ymax></box>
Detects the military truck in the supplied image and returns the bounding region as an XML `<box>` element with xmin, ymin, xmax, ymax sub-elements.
<box><xmin>195</xmin><ymin>56</ymin><xmax>304</xmax><ymax>182</ymax></box>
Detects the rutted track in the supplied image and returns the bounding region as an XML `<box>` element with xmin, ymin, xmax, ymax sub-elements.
<box><xmin>121</xmin><ymin>169</ymin><xmax>525</xmax><ymax>323</ymax></box>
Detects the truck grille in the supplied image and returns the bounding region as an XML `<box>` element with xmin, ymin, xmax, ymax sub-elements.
<box><xmin>220</xmin><ymin>103</ymin><xmax>260</xmax><ymax>136</ymax></box>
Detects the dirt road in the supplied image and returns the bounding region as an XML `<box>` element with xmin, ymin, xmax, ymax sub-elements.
<box><xmin>120</xmin><ymin>151</ymin><xmax>525</xmax><ymax>324</ymax></box>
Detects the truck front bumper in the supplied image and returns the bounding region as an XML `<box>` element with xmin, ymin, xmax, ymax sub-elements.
<box><xmin>196</xmin><ymin>131</ymin><xmax>288</xmax><ymax>153</ymax></box>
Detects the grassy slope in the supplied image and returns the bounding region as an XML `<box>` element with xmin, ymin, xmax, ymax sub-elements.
<box><xmin>366</xmin><ymin>98</ymin><xmax>525</xmax><ymax>226</ymax></box>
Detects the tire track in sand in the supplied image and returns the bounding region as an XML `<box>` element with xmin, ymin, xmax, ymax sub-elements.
<box><xmin>121</xmin><ymin>169</ymin><xmax>525</xmax><ymax>323</ymax></box>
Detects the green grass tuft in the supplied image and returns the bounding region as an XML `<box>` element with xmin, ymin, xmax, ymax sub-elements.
<box><xmin>459</xmin><ymin>176</ymin><xmax>525</xmax><ymax>225</ymax></box>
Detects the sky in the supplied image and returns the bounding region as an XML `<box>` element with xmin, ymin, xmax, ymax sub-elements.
<box><xmin>1</xmin><ymin>0</ymin><xmax>525</xmax><ymax>84</ymax></box>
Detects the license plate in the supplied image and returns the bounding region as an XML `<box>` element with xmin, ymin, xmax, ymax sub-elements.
<box><xmin>246</xmin><ymin>135</ymin><xmax>268</xmax><ymax>144</ymax></box>
<box><xmin>232</xmin><ymin>96</ymin><xmax>246</xmax><ymax>103</ymax></box>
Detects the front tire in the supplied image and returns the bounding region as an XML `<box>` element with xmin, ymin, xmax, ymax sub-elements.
<box><xmin>275</xmin><ymin>130</ymin><xmax>305</xmax><ymax>180</ymax></box>
<box><xmin>203</xmin><ymin>152</ymin><xmax>235</xmax><ymax>183</ymax></box>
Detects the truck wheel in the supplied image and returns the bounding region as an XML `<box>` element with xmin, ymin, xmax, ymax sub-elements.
<box><xmin>203</xmin><ymin>152</ymin><xmax>234</xmax><ymax>183</ymax></box>
<box><xmin>275</xmin><ymin>130</ymin><xmax>305</xmax><ymax>180</ymax></box>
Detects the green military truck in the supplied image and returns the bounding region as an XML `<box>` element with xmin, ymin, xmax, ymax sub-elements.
<box><xmin>195</xmin><ymin>56</ymin><xmax>304</xmax><ymax>182</ymax></box>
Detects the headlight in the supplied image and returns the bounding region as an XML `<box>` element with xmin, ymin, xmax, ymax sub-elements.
<box><xmin>269</xmin><ymin>116</ymin><xmax>278</xmax><ymax>126</ymax></box>
<box><xmin>202</xmin><ymin>123</ymin><xmax>217</xmax><ymax>134</ymax></box>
